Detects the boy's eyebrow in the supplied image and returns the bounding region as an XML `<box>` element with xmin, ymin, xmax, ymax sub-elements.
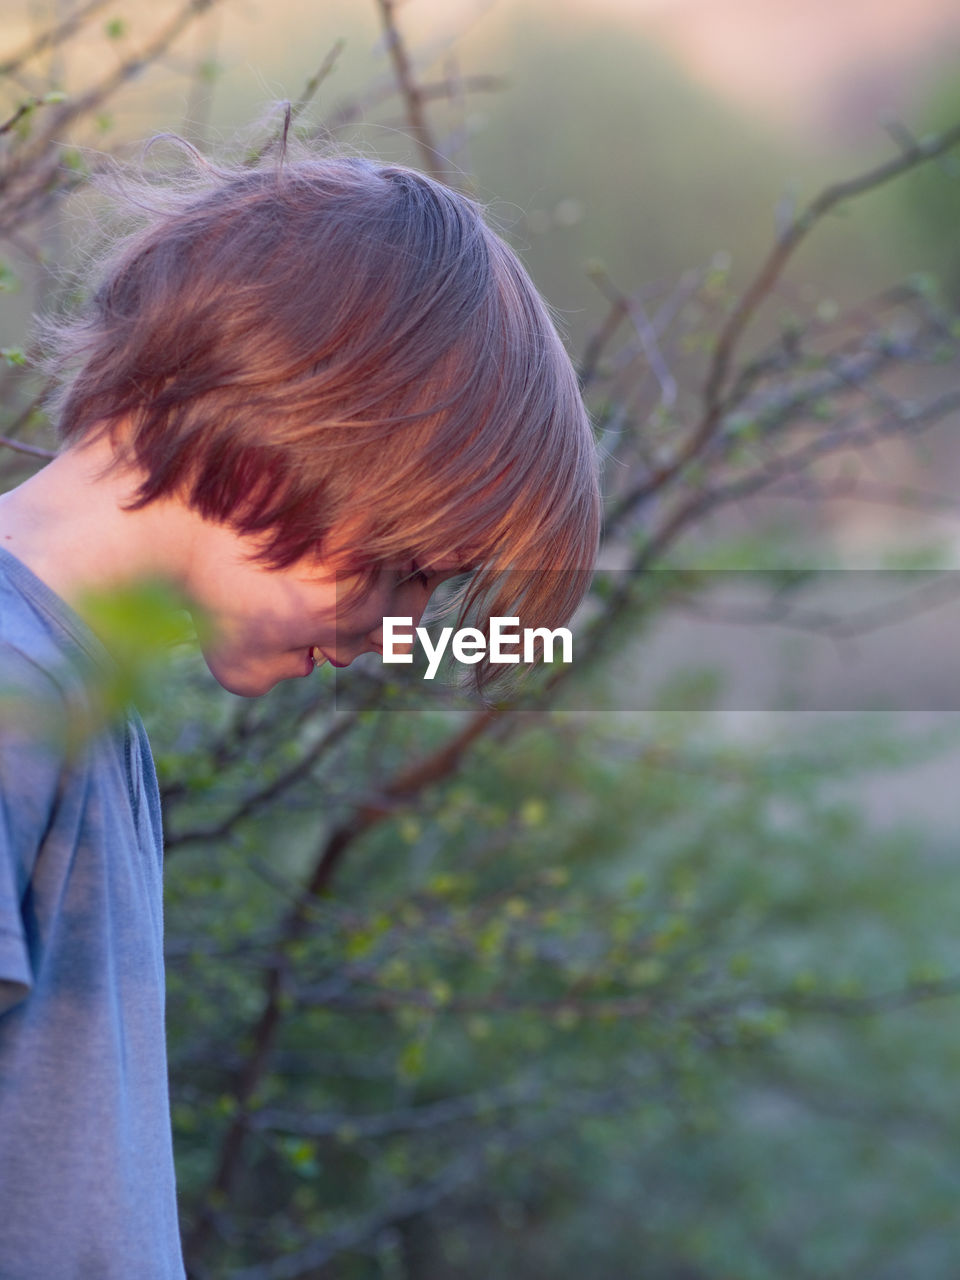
<box><xmin>405</xmin><ymin>554</ymin><xmax>482</xmax><ymax>576</ymax></box>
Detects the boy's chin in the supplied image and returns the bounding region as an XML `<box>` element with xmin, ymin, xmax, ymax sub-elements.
<box><xmin>202</xmin><ymin>652</ymin><xmax>283</xmax><ymax>698</ymax></box>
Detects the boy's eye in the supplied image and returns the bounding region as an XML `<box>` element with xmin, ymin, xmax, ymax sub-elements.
<box><xmin>409</xmin><ymin>563</ymin><xmax>432</xmax><ymax>589</ymax></box>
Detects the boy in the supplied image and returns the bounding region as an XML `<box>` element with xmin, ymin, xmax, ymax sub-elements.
<box><xmin>0</xmin><ymin>151</ymin><xmax>600</xmax><ymax>1277</ymax></box>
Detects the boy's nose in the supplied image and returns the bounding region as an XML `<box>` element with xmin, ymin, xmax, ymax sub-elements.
<box><xmin>371</xmin><ymin>580</ymin><xmax>434</xmax><ymax>657</ymax></box>
<box><xmin>366</xmin><ymin>625</ymin><xmax>409</xmax><ymax>660</ymax></box>
<box><xmin>326</xmin><ymin>628</ymin><xmax>388</xmax><ymax>667</ymax></box>
<box><xmin>329</xmin><ymin>579</ymin><xmax>434</xmax><ymax>666</ymax></box>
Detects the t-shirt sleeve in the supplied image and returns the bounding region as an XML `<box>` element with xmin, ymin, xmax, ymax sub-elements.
<box><xmin>0</xmin><ymin>649</ymin><xmax>66</xmax><ymax>1015</ymax></box>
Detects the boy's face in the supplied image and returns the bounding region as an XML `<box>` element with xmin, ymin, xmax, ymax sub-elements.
<box><xmin>183</xmin><ymin>527</ymin><xmax>461</xmax><ymax>697</ymax></box>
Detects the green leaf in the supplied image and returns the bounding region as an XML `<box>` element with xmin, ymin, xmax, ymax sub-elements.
<box><xmin>397</xmin><ymin>1039</ymin><xmax>426</xmax><ymax>1081</ymax></box>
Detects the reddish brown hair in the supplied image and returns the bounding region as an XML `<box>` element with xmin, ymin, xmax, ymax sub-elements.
<box><xmin>45</xmin><ymin>144</ymin><xmax>601</xmax><ymax>684</ymax></box>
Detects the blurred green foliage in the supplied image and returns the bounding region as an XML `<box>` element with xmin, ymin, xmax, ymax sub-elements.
<box><xmin>142</xmin><ymin>648</ymin><xmax>960</xmax><ymax>1278</ymax></box>
<box><xmin>76</xmin><ymin>580</ymin><xmax>202</xmax><ymax>715</ymax></box>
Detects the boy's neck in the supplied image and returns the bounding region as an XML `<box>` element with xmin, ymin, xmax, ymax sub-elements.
<box><xmin>0</xmin><ymin>434</ymin><xmax>198</xmax><ymax>607</ymax></box>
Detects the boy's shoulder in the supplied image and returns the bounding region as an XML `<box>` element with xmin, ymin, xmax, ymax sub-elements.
<box><xmin>0</xmin><ymin>572</ymin><xmax>65</xmax><ymax>683</ymax></box>
<box><xmin>0</xmin><ymin>549</ymin><xmax>103</xmax><ymax>697</ymax></box>
<box><xmin>0</xmin><ymin>552</ymin><xmax>99</xmax><ymax>745</ymax></box>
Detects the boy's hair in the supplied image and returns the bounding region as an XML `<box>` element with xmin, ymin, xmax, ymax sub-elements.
<box><xmin>45</xmin><ymin>144</ymin><xmax>601</xmax><ymax>685</ymax></box>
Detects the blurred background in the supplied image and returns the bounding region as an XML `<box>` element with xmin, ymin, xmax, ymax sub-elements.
<box><xmin>5</xmin><ymin>1</ymin><xmax>960</xmax><ymax>1276</ymax></box>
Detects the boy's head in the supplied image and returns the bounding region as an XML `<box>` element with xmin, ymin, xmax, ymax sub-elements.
<box><xmin>46</xmin><ymin>148</ymin><xmax>601</xmax><ymax>690</ymax></box>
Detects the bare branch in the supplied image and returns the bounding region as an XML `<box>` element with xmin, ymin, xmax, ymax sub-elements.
<box><xmin>291</xmin><ymin>39</ymin><xmax>346</xmax><ymax>124</ymax></box>
<box><xmin>779</xmin><ymin>973</ymin><xmax>960</xmax><ymax>1017</ymax></box>
<box><xmin>164</xmin><ymin>709</ymin><xmax>362</xmax><ymax>850</ymax></box>
<box><xmin>0</xmin><ymin>95</ymin><xmax>56</xmax><ymax>139</ymax></box>
<box><xmin>625</xmin><ymin>293</ymin><xmax>678</xmax><ymax>409</ymax></box>
<box><xmin>578</xmin><ymin>292</ymin><xmax>629</xmax><ymax>388</ymax></box>
<box><xmin>245</xmin><ymin>41</ymin><xmax>346</xmax><ymax>166</ymax></box>
<box><xmin>1</xmin><ymin>0</ymin><xmax>222</xmax><ymax>199</ymax></box>
<box><xmin>771</xmin><ymin>474</ymin><xmax>960</xmax><ymax>519</ymax></box>
<box><xmin>0</xmin><ymin>434</ymin><xmax>54</xmax><ymax>460</ymax></box>
<box><xmin>250</xmin><ymin>1078</ymin><xmax>542</xmax><ymax>1141</ymax></box>
<box><xmin>373</xmin><ymin>0</ymin><xmax>445</xmax><ymax>180</ymax></box>
<box><xmin>0</xmin><ymin>0</ymin><xmax>114</xmax><ymax>79</ymax></box>
<box><xmin>670</xmin><ymin>572</ymin><xmax>960</xmax><ymax>643</ymax></box>
<box><xmin>183</xmin><ymin>705</ymin><xmax>501</xmax><ymax>1266</ymax></box>
<box><xmin>611</xmin><ymin>119</ymin><xmax>960</xmax><ymax>517</ymax></box>
<box><xmin>228</xmin><ymin>1086</ymin><xmax>657</xmax><ymax>1280</ymax></box>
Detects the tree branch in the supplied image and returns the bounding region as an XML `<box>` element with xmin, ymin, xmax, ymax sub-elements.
<box><xmin>609</xmin><ymin>119</ymin><xmax>960</xmax><ymax>518</ymax></box>
<box><xmin>182</xmin><ymin>706</ymin><xmax>501</xmax><ymax>1267</ymax></box>
<box><xmin>373</xmin><ymin>0</ymin><xmax>445</xmax><ymax>180</ymax></box>
<box><xmin>0</xmin><ymin>0</ymin><xmax>114</xmax><ymax>79</ymax></box>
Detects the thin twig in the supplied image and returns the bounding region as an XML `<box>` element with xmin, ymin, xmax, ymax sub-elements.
<box><xmin>577</xmin><ymin>292</ymin><xmax>628</xmax><ymax>387</ymax></box>
<box><xmin>0</xmin><ymin>0</ymin><xmax>114</xmax><ymax>79</ymax></box>
<box><xmin>290</xmin><ymin>39</ymin><xmax>345</xmax><ymax>125</ymax></box>
<box><xmin>245</xmin><ymin>41</ymin><xmax>346</xmax><ymax>166</ymax></box>
<box><xmin>164</xmin><ymin>710</ymin><xmax>361</xmax><ymax>850</ymax></box>
<box><xmin>0</xmin><ymin>97</ymin><xmax>51</xmax><ymax>139</ymax></box>
<box><xmin>771</xmin><ymin>474</ymin><xmax>960</xmax><ymax>518</ymax></box>
<box><xmin>374</xmin><ymin>0</ymin><xmax>444</xmax><ymax>179</ymax></box>
<box><xmin>625</xmin><ymin>292</ymin><xmax>678</xmax><ymax>409</ymax></box>
<box><xmin>320</xmin><ymin>73</ymin><xmax>504</xmax><ymax>138</ymax></box>
<box><xmin>1</xmin><ymin>0</ymin><xmax>221</xmax><ymax>193</ymax></box>
<box><xmin>0</xmin><ymin>434</ymin><xmax>54</xmax><ymax>460</ymax></box>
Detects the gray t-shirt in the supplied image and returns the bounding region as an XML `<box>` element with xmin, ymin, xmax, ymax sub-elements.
<box><xmin>0</xmin><ymin>546</ymin><xmax>184</xmax><ymax>1279</ymax></box>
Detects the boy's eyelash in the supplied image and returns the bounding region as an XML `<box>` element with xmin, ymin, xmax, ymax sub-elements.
<box><xmin>404</xmin><ymin>562</ymin><xmax>431</xmax><ymax>588</ymax></box>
